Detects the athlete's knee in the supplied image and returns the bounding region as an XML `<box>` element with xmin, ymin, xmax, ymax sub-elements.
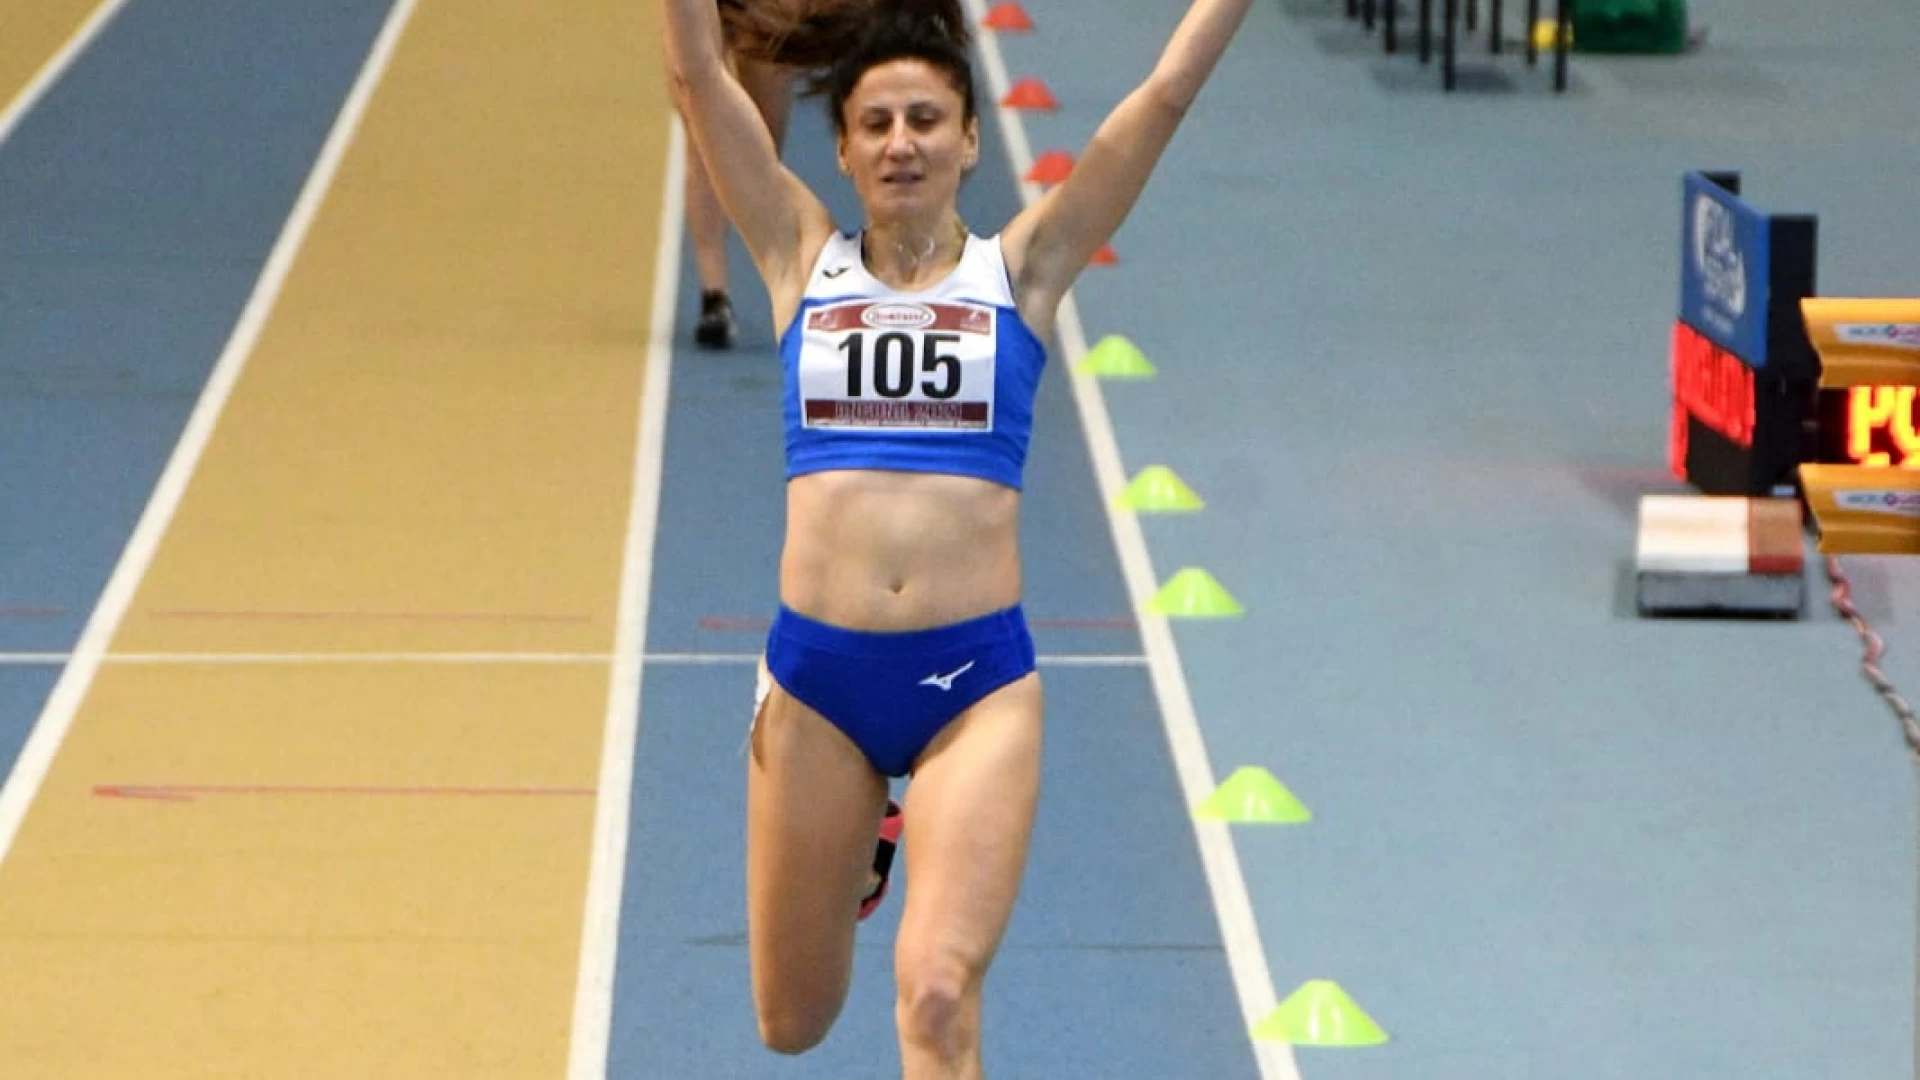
<box><xmin>749</xmin><ymin>939</ymin><xmax>857</xmax><ymax>1055</ymax></box>
<box><xmin>754</xmin><ymin>1000</ymin><xmax>835</xmax><ymax>1056</ymax></box>
<box><xmin>894</xmin><ymin>948</ymin><xmax>981</xmax><ymax>1056</ymax></box>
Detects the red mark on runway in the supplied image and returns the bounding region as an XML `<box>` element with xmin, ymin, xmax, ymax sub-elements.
<box><xmin>148</xmin><ymin>608</ymin><xmax>593</xmax><ymax>625</ymax></box>
<box><xmin>93</xmin><ymin>783</ymin><xmax>595</xmax><ymax>802</ymax></box>
<box><xmin>0</xmin><ymin>606</ymin><xmax>66</xmax><ymax>619</ymax></box>
<box><xmin>697</xmin><ymin>614</ymin><xmax>1135</xmax><ymax>631</ymax></box>
<box><xmin>696</xmin><ymin>616</ymin><xmax>766</xmax><ymax>632</ymax></box>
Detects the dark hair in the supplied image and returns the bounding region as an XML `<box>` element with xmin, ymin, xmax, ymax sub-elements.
<box><xmin>724</xmin><ymin>0</ymin><xmax>976</xmax><ymax>135</ymax></box>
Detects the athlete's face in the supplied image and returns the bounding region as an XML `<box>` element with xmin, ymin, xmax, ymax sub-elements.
<box><xmin>837</xmin><ymin>59</ymin><xmax>978</xmax><ymax>221</ymax></box>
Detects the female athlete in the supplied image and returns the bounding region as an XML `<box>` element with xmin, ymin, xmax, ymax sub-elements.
<box><xmin>662</xmin><ymin>0</ymin><xmax>1253</xmax><ymax>1073</ymax></box>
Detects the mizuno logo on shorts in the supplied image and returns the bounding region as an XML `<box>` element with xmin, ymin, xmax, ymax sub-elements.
<box><xmin>918</xmin><ymin>660</ymin><xmax>975</xmax><ymax>691</ymax></box>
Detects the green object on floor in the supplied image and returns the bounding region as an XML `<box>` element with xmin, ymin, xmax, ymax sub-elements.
<box><xmin>1571</xmin><ymin>0</ymin><xmax>1689</xmax><ymax>54</ymax></box>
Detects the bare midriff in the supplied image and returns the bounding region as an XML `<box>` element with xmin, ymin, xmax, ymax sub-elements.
<box><xmin>779</xmin><ymin>468</ymin><xmax>1021</xmax><ymax>631</ymax></box>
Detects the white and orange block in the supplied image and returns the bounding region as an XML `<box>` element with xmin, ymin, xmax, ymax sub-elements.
<box><xmin>1634</xmin><ymin>495</ymin><xmax>1805</xmax><ymax>617</ymax></box>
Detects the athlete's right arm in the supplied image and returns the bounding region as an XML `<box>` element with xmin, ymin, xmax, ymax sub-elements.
<box><xmin>662</xmin><ymin>0</ymin><xmax>831</xmax><ymax>291</ymax></box>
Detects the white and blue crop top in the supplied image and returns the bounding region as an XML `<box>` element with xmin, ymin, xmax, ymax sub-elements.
<box><xmin>781</xmin><ymin>231</ymin><xmax>1048</xmax><ymax>491</ymax></box>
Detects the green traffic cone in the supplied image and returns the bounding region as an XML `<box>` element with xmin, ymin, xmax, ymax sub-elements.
<box><xmin>1115</xmin><ymin>465</ymin><xmax>1204</xmax><ymax>512</ymax></box>
<box><xmin>1252</xmin><ymin>980</ymin><xmax>1388</xmax><ymax>1046</ymax></box>
<box><xmin>1194</xmin><ymin>766</ymin><xmax>1311</xmax><ymax>823</ymax></box>
<box><xmin>1076</xmin><ymin>335</ymin><xmax>1157</xmax><ymax>378</ymax></box>
<box><xmin>1148</xmin><ymin>567</ymin><xmax>1243</xmax><ymax>617</ymax></box>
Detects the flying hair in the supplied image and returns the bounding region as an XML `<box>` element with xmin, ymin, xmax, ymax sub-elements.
<box><xmin>722</xmin><ymin>0</ymin><xmax>977</xmax><ymax>133</ymax></box>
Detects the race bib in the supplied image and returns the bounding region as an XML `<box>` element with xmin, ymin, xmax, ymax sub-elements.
<box><xmin>798</xmin><ymin>299</ymin><xmax>997</xmax><ymax>431</ymax></box>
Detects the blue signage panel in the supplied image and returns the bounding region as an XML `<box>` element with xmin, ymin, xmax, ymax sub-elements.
<box><xmin>1679</xmin><ymin>171</ymin><xmax>1772</xmax><ymax>369</ymax></box>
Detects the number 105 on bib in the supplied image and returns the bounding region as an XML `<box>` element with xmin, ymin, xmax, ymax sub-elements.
<box><xmin>800</xmin><ymin>299</ymin><xmax>997</xmax><ymax>431</ymax></box>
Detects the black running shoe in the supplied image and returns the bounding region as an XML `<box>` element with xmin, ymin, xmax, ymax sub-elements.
<box><xmin>694</xmin><ymin>289</ymin><xmax>736</xmax><ymax>349</ymax></box>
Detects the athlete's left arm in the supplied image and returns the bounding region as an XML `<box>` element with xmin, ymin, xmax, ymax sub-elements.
<box><xmin>1001</xmin><ymin>0</ymin><xmax>1253</xmax><ymax>317</ymax></box>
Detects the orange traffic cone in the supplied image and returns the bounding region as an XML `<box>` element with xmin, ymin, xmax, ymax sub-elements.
<box><xmin>982</xmin><ymin>1</ymin><xmax>1034</xmax><ymax>30</ymax></box>
<box><xmin>1025</xmin><ymin>149</ymin><xmax>1073</xmax><ymax>185</ymax></box>
<box><xmin>1001</xmin><ymin>77</ymin><xmax>1058</xmax><ymax>110</ymax></box>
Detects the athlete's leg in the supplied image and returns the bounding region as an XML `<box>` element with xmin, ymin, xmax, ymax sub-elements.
<box><xmin>684</xmin><ymin>54</ymin><xmax>788</xmax><ymax>349</ymax></box>
<box><xmin>680</xmin><ymin>119</ymin><xmax>737</xmax><ymax>348</ymax></box>
<box><xmin>893</xmin><ymin>674</ymin><xmax>1043</xmax><ymax>1079</ymax></box>
<box><xmin>682</xmin><ymin>142</ymin><xmax>731</xmax><ymax>299</ymax></box>
<box><xmin>747</xmin><ymin>674</ymin><xmax>891</xmax><ymax>1054</ymax></box>
<box><xmin>736</xmin><ymin>55</ymin><xmax>794</xmax><ymax>151</ymax></box>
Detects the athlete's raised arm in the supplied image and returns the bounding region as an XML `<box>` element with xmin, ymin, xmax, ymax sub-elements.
<box><xmin>662</xmin><ymin>0</ymin><xmax>831</xmax><ymax>287</ymax></box>
<box><xmin>1001</xmin><ymin>0</ymin><xmax>1254</xmax><ymax>317</ymax></box>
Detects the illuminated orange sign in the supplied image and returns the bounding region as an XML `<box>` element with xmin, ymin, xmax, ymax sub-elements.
<box><xmin>1799</xmin><ymin>298</ymin><xmax>1920</xmax><ymax>553</ymax></box>
<box><xmin>1841</xmin><ymin>386</ymin><xmax>1920</xmax><ymax>467</ymax></box>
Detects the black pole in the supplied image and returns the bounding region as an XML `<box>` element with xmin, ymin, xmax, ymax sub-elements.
<box><xmin>1444</xmin><ymin>0</ymin><xmax>1457</xmax><ymax>89</ymax></box>
<box><xmin>1489</xmin><ymin>0</ymin><xmax>1503</xmax><ymax>53</ymax></box>
<box><xmin>1553</xmin><ymin>0</ymin><xmax>1569</xmax><ymax>91</ymax></box>
<box><xmin>1524</xmin><ymin>0</ymin><xmax>1539</xmax><ymax>63</ymax></box>
<box><xmin>1420</xmin><ymin>0</ymin><xmax>1433</xmax><ymax>61</ymax></box>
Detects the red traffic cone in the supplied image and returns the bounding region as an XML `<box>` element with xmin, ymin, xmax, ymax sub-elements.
<box><xmin>1024</xmin><ymin>149</ymin><xmax>1073</xmax><ymax>185</ymax></box>
<box><xmin>982</xmin><ymin>1</ymin><xmax>1034</xmax><ymax>30</ymax></box>
<box><xmin>1001</xmin><ymin>77</ymin><xmax>1059</xmax><ymax>110</ymax></box>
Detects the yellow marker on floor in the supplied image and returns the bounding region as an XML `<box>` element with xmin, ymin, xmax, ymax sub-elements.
<box><xmin>1253</xmin><ymin>980</ymin><xmax>1389</xmax><ymax>1046</ymax></box>
<box><xmin>1076</xmin><ymin>334</ymin><xmax>1158</xmax><ymax>378</ymax></box>
<box><xmin>1195</xmin><ymin>766</ymin><xmax>1311</xmax><ymax>823</ymax></box>
<box><xmin>1532</xmin><ymin>17</ymin><xmax>1571</xmax><ymax>52</ymax></box>
<box><xmin>1115</xmin><ymin>465</ymin><xmax>1205</xmax><ymax>512</ymax></box>
<box><xmin>1149</xmin><ymin>567</ymin><xmax>1244</xmax><ymax>617</ymax></box>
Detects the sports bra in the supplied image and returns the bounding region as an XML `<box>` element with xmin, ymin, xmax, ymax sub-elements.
<box><xmin>780</xmin><ymin>231</ymin><xmax>1048</xmax><ymax>491</ymax></box>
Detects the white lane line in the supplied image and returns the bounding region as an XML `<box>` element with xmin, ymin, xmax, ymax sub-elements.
<box><xmin>0</xmin><ymin>0</ymin><xmax>136</xmax><ymax>153</ymax></box>
<box><xmin>563</xmin><ymin>111</ymin><xmax>687</xmax><ymax>1079</ymax></box>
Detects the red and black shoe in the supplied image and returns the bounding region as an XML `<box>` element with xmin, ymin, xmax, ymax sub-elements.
<box><xmin>858</xmin><ymin>799</ymin><xmax>904</xmax><ymax>921</ymax></box>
